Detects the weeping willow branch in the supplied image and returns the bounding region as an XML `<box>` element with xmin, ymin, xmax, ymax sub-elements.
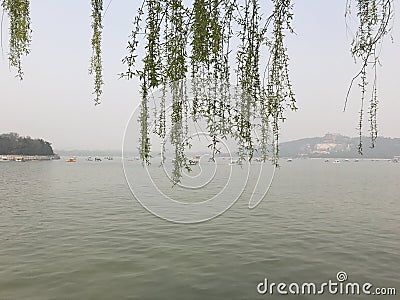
<box><xmin>120</xmin><ymin>2</ymin><xmax>145</xmax><ymax>80</ymax></box>
<box><xmin>345</xmin><ymin>0</ymin><xmax>394</xmax><ymax>153</ymax></box>
<box><xmin>235</xmin><ymin>0</ymin><xmax>263</xmax><ymax>161</ymax></box>
<box><xmin>120</xmin><ymin>0</ymin><xmax>295</xmax><ymax>182</ymax></box>
<box><xmin>265</xmin><ymin>0</ymin><xmax>296</xmax><ymax>164</ymax></box>
<box><xmin>89</xmin><ymin>0</ymin><xmax>104</xmax><ymax>106</ymax></box>
<box><xmin>1</xmin><ymin>0</ymin><xmax>31</xmax><ymax>80</ymax></box>
<box><xmin>1</xmin><ymin>0</ymin><xmax>395</xmax><ymax>183</ymax></box>
<box><xmin>167</xmin><ymin>0</ymin><xmax>190</xmax><ymax>183</ymax></box>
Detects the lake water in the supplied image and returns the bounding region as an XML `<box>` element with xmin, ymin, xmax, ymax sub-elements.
<box><xmin>0</xmin><ymin>158</ymin><xmax>399</xmax><ymax>299</ymax></box>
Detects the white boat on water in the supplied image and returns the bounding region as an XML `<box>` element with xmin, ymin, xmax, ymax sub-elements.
<box><xmin>333</xmin><ymin>160</ymin><xmax>340</xmax><ymax>164</ymax></box>
<box><xmin>188</xmin><ymin>158</ymin><xmax>198</xmax><ymax>165</ymax></box>
<box><xmin>0</xmin><ymin>156</ymin><xmax>9</xmax><ymax>162</ymax></box>
<box><xmin>229</xmin><ymin>159</ymin><xmax>243</xmax><ymax>166</ymax></box>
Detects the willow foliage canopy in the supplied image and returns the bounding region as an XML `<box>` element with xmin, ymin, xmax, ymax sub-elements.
<box><xmin>1</xmin><ymin>0</ymin><xmax>394</xmax><ymax>183</ymax></box>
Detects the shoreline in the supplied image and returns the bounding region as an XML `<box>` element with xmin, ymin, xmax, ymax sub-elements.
<box><xmin>0</xmin><ymin>154</ymin><xmax>60</xmax><ymax>162</ymax></box>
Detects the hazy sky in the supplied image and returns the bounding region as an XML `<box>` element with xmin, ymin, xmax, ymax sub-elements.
<box><xmin>1</xmin><ymin>0</ymin><xmax>399</xmax><ymax>151</ymax></box>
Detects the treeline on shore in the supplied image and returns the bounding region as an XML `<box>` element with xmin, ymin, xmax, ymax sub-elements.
<box><xmin>0</xmin><ymin>133</ymin><xmax>54</xmax><ymax>156</ymax></box>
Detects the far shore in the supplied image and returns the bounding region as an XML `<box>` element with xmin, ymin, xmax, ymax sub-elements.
<box><xmin>0</xmin><ymin>154</ymin><xmax>60</xmax><ymax>162</ymax></box>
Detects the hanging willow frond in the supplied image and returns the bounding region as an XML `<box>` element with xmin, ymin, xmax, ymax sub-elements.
<box><xmin>122</xmin><ymin>0</ymin><xmax>296</xmax><ymax>182</ymax></box>
<box><xmin>1</xmin><ymin>0</ymin><xmax>31</xmax><ymax>80</ymax></box>
<box><xmin>89</xmin><ymin>0</ymin><xmax>104</xmax><ymax>105</ymax></box>
<box><xmin>266</xmin><ymin>0</ymin><xmax>296</xmax><ymax>164</ymax></box>
<box><xmin>345</xmin><ymin>0</ymin><xmax>394</xmax><ymax>153</ymax></box>
<box><xmin>120</xmin><ymin>1</ymin><xmax>145</xmax><ymax>80</ymax></box>
<box><xmin>120</xmin><ymin>0</ymin><xmax>393</xmax><ymax>183</ymax></box>
<box><xmin>167</xmin><ymin>0</ymin><xmax>190</xmax><ymax>183</ymax></box>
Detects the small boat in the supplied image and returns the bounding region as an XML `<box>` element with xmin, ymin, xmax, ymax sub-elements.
<box><xmin>287</xmin><ymin>158</ymin><xmax>293</xmax><ymax>162</ymax></box>
<box><xmin>229</xmin><ymin>159</ymin><xmax>243</xmax><ymax>166</ymax></box>
<box><xmin>324</xmin><ymin>159</ymin><xmax>329</xmax><ymax>162</ymax></box>
<box><xmin>0</xmin><ymin>156</ymin><xmax>9</xmax><ymax>162</ymax></box>
<box><xmin>95</xmin><ymin>157</ymin><xmax>102</xmax><ymax>162</ymax></box>
<box><xmin>86</xmin><ymin>156</ymin><xmax>93</xmax><ymax>161</ymax></box>
<box><xmin>188</xmin><ymin>158</ymin><xmax>198</xmax><ymax>165</ymax></box>
<box><xmin>333</xmin><ymin>160</ymin><xmax>340</xmax><ymax>164</ymax></box>
<box><xmin>104</xmin><ymin>156</ymin><xmax>113</xmax><ymax>161</ymax></box>
<box><xmin>66</xmin><ymin>157</ymin><xmax>77</xmax><ymax>163</ymax></box>
<box><xmin>15</xmin><ymin>158</ymin><xmax>24</xmax><ymax>162</ymax></box>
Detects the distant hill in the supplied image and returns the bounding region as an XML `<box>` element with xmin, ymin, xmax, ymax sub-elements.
<box><xmin>56</xmin><ymin>150</ymin><xmax>128</xmax><ymax>157</ymax></box>
<box><xmin>0</xmin><ymin>133</ymin><xmax>54</xmax><ymax>156</ymax></box>
<box><xmin>53</xmin><ymin>133</ymin><xmax>400</xmax><ymax>159</ymax></box>
<box><xmin>279</xmin><ymin>133</ymin><xmax>400</xmax><ymax>158</ymax></box>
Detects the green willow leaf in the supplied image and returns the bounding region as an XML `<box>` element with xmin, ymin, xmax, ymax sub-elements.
<box><xmin>2</xmin><ymin>0</ymin><xmax>31</xmax><ymax>80</ymax></box>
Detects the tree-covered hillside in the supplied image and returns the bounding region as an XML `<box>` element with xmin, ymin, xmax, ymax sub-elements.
<box><xmin>0</xmin><ymin>133</ymin><xmax>54</xmax><ymax>156</ymax></box>
<box><xmin>279</xmin><ymin>133</ymin><xmax>400</xmax><ymax>159</ymax></box>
